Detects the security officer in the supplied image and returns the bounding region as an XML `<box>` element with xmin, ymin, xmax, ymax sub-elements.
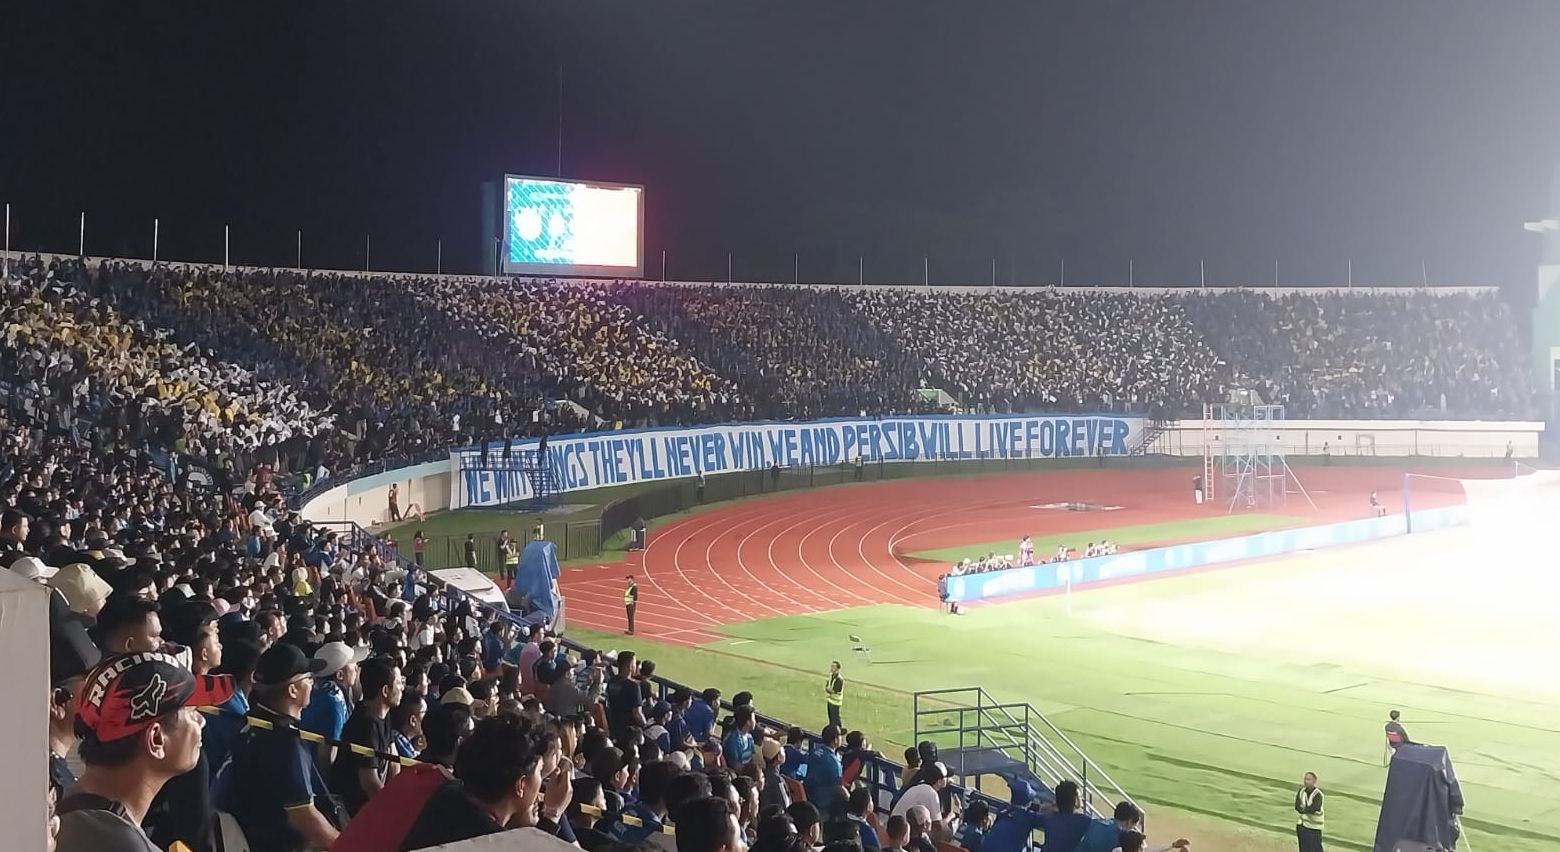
<box><xmin>825</xmin><ymin>660</ymin><xmax>844</xmax><ymax>729</ymax></box>
<box><xmin>1294</xmin><ymin>771</ymin><xmax>1324</xmax><ymax>852</ymax></box>
<box><xmin>624</xmin><ymin>574</ymin><xmax>639</xmax><ymax>635</ymax></box>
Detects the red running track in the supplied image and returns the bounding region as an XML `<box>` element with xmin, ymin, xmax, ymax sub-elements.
<box><xmin>557</xmin><ymin>466</ymin><xmax>1472</xmax><ymax>645</ymax></box>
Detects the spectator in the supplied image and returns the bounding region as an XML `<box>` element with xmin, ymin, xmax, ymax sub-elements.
<box><xmin>400</xmin><ymin>713</ymin><xmax>572</xmax><ymax>849</ymax></box>
<box><xmin>687</xmin><ymin>687</ymin><xmax>722</xmax><ymax>744</ymax></box>
<box><xmin>892</xmin><ymin>760</ymin><xmax>949</xmax><ymax>822</ymax></box>
<box><xmin>954</xmin><ymin>801</ymin><xmax>990</xmax><ymax>852</ymax></box>
<box><xmin>418</xmin><ymin>702</ymin><xmax>474</xmax><ymax>767</ymax></box>
<box><xmin>724</xmin><ymin>706</ymin><xmax>757</xmax><ymax>771</ymax></box>
<box><xmin>612</xmin><ymin>759</ymin><xmax>681</xmax><ymax>843</ymax></box>
<box><xmin>301</xmin><ymin>640</ymin><xmax>368</xmax><ymax>768</ymax></box>
<box><xmin>904</xmin><ymin>806</ymin><xmax>937</xmax><ymax>852</ymax></box>
<box><xmin>844</xmin><ymin>787</ymin><xmax>882</xmax><ymax>852</ymax></box>
<box><xmin>759</xmin><ymin>739</ymin><xmax>792</xmax><ymax>811</ymax></box>
<box><xmin>329</xmin><ymin>656</ymin><xmax>405</xmax><ymax>815</ymax></box>
<box><xmin>217</xmin><ymin>641</ymin><xmax>338</xmax><ymax>851</ymax></box>
<box><xmin>677</xmin><ymin>796</ymin><xmax>744</xmax><ymax>852</ymax></box>
<box><xmin>804</xmin><ymin>725</ymin><xmax>845</xmax><ymax>812</ymax></box>
<box><xmin>143</xmin><ymin>600</ymin><xmax>225</xmax><ymax>852</ymax></box>
<box><xmin>883</xmin><ymin>814</ymin><xmax>911</xmax><ymax>852</ymax></box>
<box><xmin>606</xmin><ymin>651</ymin><xmax>646</xmax><ymax>743</ymax></box>
<box><xmin>569</xmin><ymin>776</ymin><xmax>614</xmax><ymax>852</ymax></box>
<box><xmin>788</xmin><ymin>801</ymin><xmax>823</xmax><ymax>849</ymax></box>
<box><xmin>56</xmin><ymin>652</ymin><xmax>233</xmax><ymax>852</ymax></box>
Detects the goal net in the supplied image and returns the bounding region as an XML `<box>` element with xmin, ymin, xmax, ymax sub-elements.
<box><xmin>1411</xmin><ymin>464</ymin><xmax>1560</xmax><ymax>563</ymax></box>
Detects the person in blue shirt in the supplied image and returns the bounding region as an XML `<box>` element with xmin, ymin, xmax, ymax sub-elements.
<box><xmin>954</xmin><ymin>800</ymin><xmax>990</xmax><ymax>852</ymax></box>
<box><xmin>481</xmin><ymin>620</ymin><xmax>509</xmax><ymax>672</ymax></box>
<box><xmin>609</xmin><ymin>759</ymin><xmax>679</xmax><ymax>843</ymax></box>
<box><xmin>299</xmin><ymin>641</ymin><xmax>366</xmax><ymax>770</ymax></box>
<box><xmin>782</xmin><ymin>727</ymin><xmax>810</xmax><ymax>780</ymax></box>
<box><xmin>803</xmin><ymin>724</ymin><xmax>844</xmax><ymax>811</ymax></box>
<box><xmin>845</xmin><ymin>787</ymin><xmax>882</xmax><ymax>851</ymax></box>
<box><xmin>1038</xmin><ymin>781</ymin><xmax>1094</xmax><ymax>852</ymax></box>
<box><xmin>981</xmin><ymin>780</ymin><xmax>1051</xmax><ymax>852</ymax></box>
<box><xmin>723</xmin><ymin>707</ymin><xmax>757</xmax><ymax>770</ymax></box>
<box><xmin>685</xmin><ymin>687</ymin><xmax>721</xmax><ymax>743</ymax></box>
<box><xmin>665</xmin><ymin>689</ymin><xmax>694</xmax><ymax>749</ymax></box>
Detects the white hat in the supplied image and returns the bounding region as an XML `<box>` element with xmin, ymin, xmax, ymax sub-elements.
<box><xmin>10</xmin><ymin>556</ymin><xmax>58</xmax><ymax>582</ymax></box>
<box><xmin>313</xmin><ymin>641</ymin><xmax>369</xmax><ymax>678</ymax></box>
<box><xmin>49</xmin><ymin>563</ymin><xmax>112</xmax><ymax>614</ymax></box>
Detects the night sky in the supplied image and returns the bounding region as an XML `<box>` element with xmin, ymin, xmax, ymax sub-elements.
<box><xmin>4</xmin><ymin>1</ymin><xmax>1560</xmax><ymax>289</ymax></box>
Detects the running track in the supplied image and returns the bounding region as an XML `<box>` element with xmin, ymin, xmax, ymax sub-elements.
<box><xmin>556</xmin><ymin>466</ymin><xmax>1471</xmax><ymax>645</ymax></box>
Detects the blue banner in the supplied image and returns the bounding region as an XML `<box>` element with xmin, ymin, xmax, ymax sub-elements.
<box><xmin>946</xmin><ymin>505</ymin><xmax>1467</xmax><ymax>602</ymax></box>
<box><xmin>452</xmin><ymin>414</ymin><xmax>1142</xmax><ymax>509</ymax></box>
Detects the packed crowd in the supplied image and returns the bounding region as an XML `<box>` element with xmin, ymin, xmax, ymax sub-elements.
<box><xmin>7</xmin><ymin>257</ymin><xmax>1535</xmax><ymax>492</ymax></box>
<box><xmin>608</xmin><ymin>284</ymin><xmax>930</xmax><ymax>419</ymax></box>
<box><xmin>1173</xmin><ymin>290</ymin><xmax>1533</xmax><ymax>419</ymax></box>
<box><xmin>12</xmin><ymin>416</ymin><xmax>1180</xmax><ymax>852</ymax></box>
<box><xmin>845</xmin><ymin>291</ymin><xmax>1222</xmax><ymax>418</ymax></box>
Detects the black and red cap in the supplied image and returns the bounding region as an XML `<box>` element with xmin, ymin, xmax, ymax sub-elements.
<box><xmin>76</xmin><ymin>651</ymin><xmax>235</xmax><ymax>742</ymax></box>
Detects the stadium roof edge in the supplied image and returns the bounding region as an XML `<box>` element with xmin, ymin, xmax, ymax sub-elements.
<box><xmin>7</xmin><ymin>250</ymin><xmax>1501</xmax><ymax>296</ymax></box>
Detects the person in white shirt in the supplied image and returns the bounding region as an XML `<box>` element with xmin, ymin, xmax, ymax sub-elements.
<box><xmin>892</xmin><ymin>761</ymin><xmax>954</xmax><ymax>833</ymax></box>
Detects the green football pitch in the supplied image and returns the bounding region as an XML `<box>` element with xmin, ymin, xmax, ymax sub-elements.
<box><xmin>565</xmin><ymin>525</ymin><xmax>1560</xmax><ymax>852</ymax></box>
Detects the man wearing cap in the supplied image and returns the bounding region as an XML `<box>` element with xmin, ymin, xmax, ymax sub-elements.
<box><xmin>50</xmin><ymin>562</ymin><xmax>113</xmax><ymax>617</ymax></box>
<box><xmin>892</xmin><ymin>760</ymin><xmax>950</xmax><ymax>823</ymax></box>
<box><xmin>143</xmin><ymin>600</ymin><xmax>225</xmax><ymax>852</ymax></box>
<box><xmin>9</xmin><ymin>553</ymin><xmax>59</xmax><ymax>583</ymax></box>
<box><xmin>56</xmin><ymin>651</ymin><xmax>234</xmax><ymax>852</ymax></box>
<box><xmin>301</xmin><ymin>639</ymin><xmax>368</xmax><ymax>771</ymax></box>
<box><xmin>216</xmin><ymin>641</ymin><xmax>339</xmax><ymax>852</ymax></box>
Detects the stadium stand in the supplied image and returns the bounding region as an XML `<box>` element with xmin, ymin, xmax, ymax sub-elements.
<box><xmin>7</xmin><ymin>251</ymin><xmax>1537</xmax><ymax>851</ymax></box>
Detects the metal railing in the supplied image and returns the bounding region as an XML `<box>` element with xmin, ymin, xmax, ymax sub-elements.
<box><xmin>914</xmin><ymin>686</ymin><xmax>1140</xmax><ymax>825</ymax></box>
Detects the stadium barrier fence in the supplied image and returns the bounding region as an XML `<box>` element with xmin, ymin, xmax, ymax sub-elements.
<box><xmin>947</xmin><ymin>504</ymin><xmax>1467</xmax><ymax>603</ymax></box>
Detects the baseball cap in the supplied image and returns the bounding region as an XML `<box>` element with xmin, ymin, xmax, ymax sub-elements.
<box><xmin>1009</xmin><ymin>779</ymin><xmax>1038</xmax><ymax>806</ymax></box>
<box><xmin>50</xmin><ymin>563</ymin><xmax>113</xmax><ymax>614</ymax></box>
<box><xmin>10</xmin><ymin>555</ymin><xmax>58</xmax><ymax>581</ymax></box>
<box><xmin>76</xmin><ymin>651</ymin><xmax>235</xmax><ymax>742</ymax></box>
<box><xmin>254</xmin><ymin>642</ymin><xmax>329</xmax><ymax>686</ymax></box>
<box><xmin>442</xmin><ymin>686</ymin><xmax>475</xmax><ymax>706</ymax></box>
<box><xmin>924</xmin><ymin>761</ymin><xmax>949</xmax><ymax>782</ymax></box>
<box><xmin>314</xmin><ymin>641</ymin><xmax>369</xmax><ymax>678</ymax></box>
<box><xmin>761</xmin><ymin>739</ymin><xmax>784</xmax><ymax>762</ymax></box>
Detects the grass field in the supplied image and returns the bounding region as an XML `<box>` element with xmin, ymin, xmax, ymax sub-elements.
<box><xmin>565</xmin><ymin>525</ymin><xmax>1560</xmax><ymax>852</ymax></box>
<box><xmin>904</xmin><ymin>513</ymin><xmax>1304</xmax><ymax>563</ymax></box>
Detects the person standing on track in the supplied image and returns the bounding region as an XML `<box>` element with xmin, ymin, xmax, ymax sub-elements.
<box><xmin>825</xmin><ymin>661</ymin><xmax>844</xmax><ymax>729</ymax></box>
<box><xmin>1294</xmin><ymin>771</ymin><xmax>1325</xmax><ymax>852</ymax></box>
<box><xmin>623</xmin><ymin>574</ymin><xmax>638</xmax><ymax>635</ymax></box>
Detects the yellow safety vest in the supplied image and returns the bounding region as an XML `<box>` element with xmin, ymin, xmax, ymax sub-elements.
<box><xmin>624</xmin><ymin>584</ymin><xmax>636</xmax><ymax>606</ymax></box>
<box><xmin>825</xmin><ymin>673</ymin><xmax>843</xmax><ymax>706</ymax></box>
<box><xmin>1296</xmin><ymin>787</ymin><xmax>1324</xmax><ymax>831</ymax></box>
<box><xmin>503</xmin><ymin>542</ymin><xmax>519</xmax><ymax>566</ymax></box>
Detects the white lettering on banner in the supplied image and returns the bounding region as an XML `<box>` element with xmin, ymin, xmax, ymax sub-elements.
<box><xmin>1096</xmin><ymin>552</ymin><xmax>1148</xmax><ymax>581</ymax></box>
<box><xmin>452</xmin><ymin>414</ymin><xmax>1142</xmax><ymax>509</ymax></box>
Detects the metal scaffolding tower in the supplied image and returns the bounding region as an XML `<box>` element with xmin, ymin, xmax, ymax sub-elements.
<box><xmin>1202</xmin><ymin>395</ymin><xmax>1316</xmax><ymax>513</ymax></box>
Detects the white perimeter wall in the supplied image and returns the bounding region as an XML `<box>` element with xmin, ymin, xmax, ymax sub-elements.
<box><xmin>1154</xmin><ymin>419</ymin><xmax>1544</xmax><ymax>458</ymax></box>
<box><xmin>299</xmin><ymin>419</ymin><xmax>1547</xmax><ymax>527</ymax></box>
<box><xmin>300</xmin><ymin>459</ymin><xmax>450</xmax><ymax>528</ymax></box>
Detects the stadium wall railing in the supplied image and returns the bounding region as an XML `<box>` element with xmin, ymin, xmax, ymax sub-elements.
<box><xmin>946</xmin><ymin>504</ymin><xmax>1467</xmax><ymax>603</ymax></box>
<box><xmin>1152</xmin><ymin>418</ymin><xmax>1542</xmax><ymax>458</ymax></box>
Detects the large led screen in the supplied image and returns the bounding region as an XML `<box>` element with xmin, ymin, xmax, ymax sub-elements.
<box><xmin>502</xmin><ymin>174</ymin><xmax>644</xmax><ymax>277</ymax></box>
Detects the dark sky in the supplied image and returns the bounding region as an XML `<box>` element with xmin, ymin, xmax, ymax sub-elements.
<box><xmin>4</xmin><ymin>1</ymin><xmax>1560</xmax><ymax>289</ymax></box>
